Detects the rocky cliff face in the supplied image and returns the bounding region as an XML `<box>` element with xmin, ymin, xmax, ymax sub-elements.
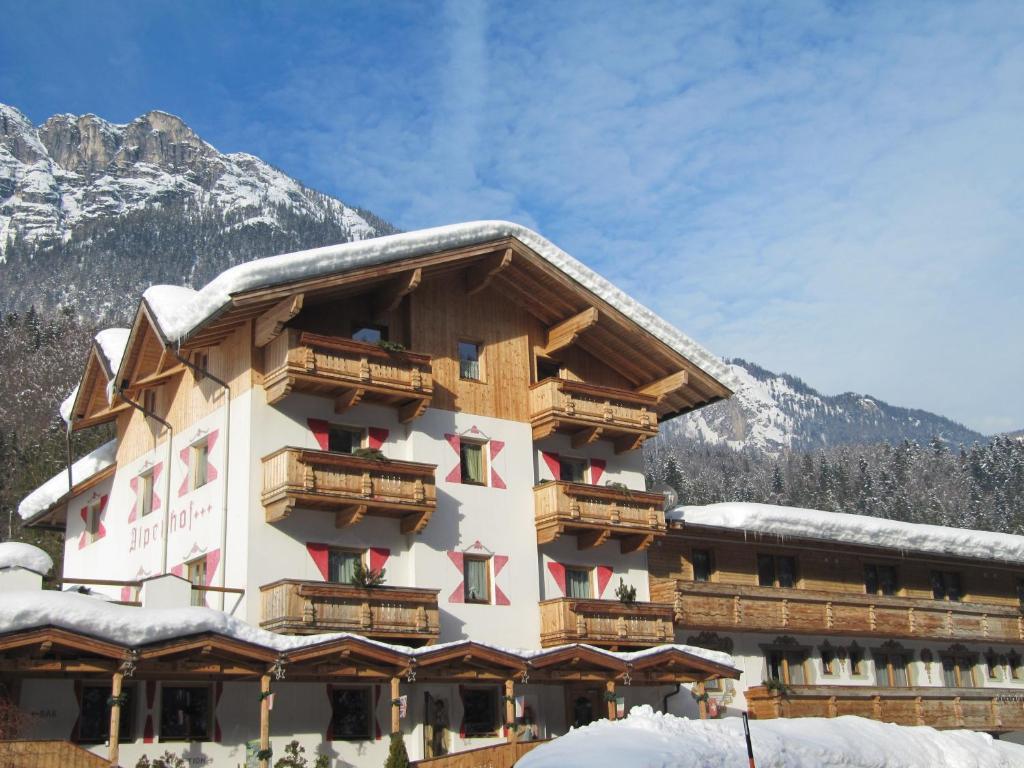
<box><xmin>0</xmin><ymin>103</ymin><xmax>394</xmax><ymax>322</ymax></box>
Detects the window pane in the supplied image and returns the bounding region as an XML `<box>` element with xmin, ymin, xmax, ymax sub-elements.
<box><xmin>959</xmin><ymin>660</ymin><xmax>975</xmax><ymax>687</ymax></box>
<box><xmin>465</xmin><ymin>558</ymin><xmax>489</xmax><ymax>603</ymax></box>
<box><xmin>692</xmin><ymin>550</ymin><xmax>712</xmax><ymax>583</ymax></box>
<box><xmin>850</xmin><ymin>650</ymin><xmax>863</xmax><ymax>676</ymax></box>
<box><xmin>757</xmin><ymin>555</ymin><xmax>775</xmax><ymax>587</ymax></box>
<box><xmin>821</xmin><ymin>649</ymin><xmax>835</xmax><ymax>675</ymax></box>
<box><xmin>892</xmin><ymin>658</ymin><xmax>908</xmax><ymax>687</ymax></box>
<box><xmin>329</xmin><ymin>426</ymin><xmax>359</xmax><ymax>454</ymax></box>
<box><xmin>566</xmin><ymin>568</ymin><xmax>591</xmax><ymax>599</ymax></box>
<box><xmin>777</xmin><ymin>557</ymin><xmax>796</xmax><ymax>588</ymax></box>
<box><xmin>931</xmin><ymin>571</ymin><xmax>945</xmax><ymax>600</ymax></box>
<box><xmin>160</xmin><ymin>687</ymin><xmax>211</xmax><ymax>741</ymax></box>
<box><xmin>140</xmin><ymin>473</ymin><xmax>154</xmax><ymax>517</ymax></box>
<box><xmin>874</xmin><ymin>656</ymin><xmax>890</xmax><ymax>687</ymax></box>
<box><xmin>878</xmin><ymin>566</ymin><xmax>897</xmax><ymax>596</ymax></box>
<box><xmin>787</xmin><ymin>654</ymin><xmax>805</xmax><ymax>684</ymax></box>
<box><xmin>944</xmin><ymin>572</ymin><xmax>962</xmax><ymax>602</ymax></box>
<box><xmin>559</xmin><ymin>459</ymin><xmax>586</xmax><ymax>483</ymax></box>
<box><xmin>459</xmin><ymin>342</ymin><xmax>481</xmax><ymax>380</ymax></box>
<box><xmin>766</xmin><ymin>652</ymin><xmax>783</xmax><ymax>681</ymax></box>
<box><xmin>942</xmin><ymin>659</ymin><xmax>957</xmax><ymax>687</ymax></box>
<box><xmin>462</xmin><ymin>689</ymin><xmax>498</xmax><ymax>737</ymax></box>
<box><xmin>329</xmin><ymin>551</ymin><xmax>360</xmax><ymax>584</ymax></box>
<box><xmin>193</xmin><ymin>442</ymin><xmax>209</xmax><ymax>489</ymax></box>
<box><xmin>188</xmin><ymin>559</ymin><xmax>207</xmax><ymax>607</ymax></box>
<box><xmin>331</xmin><ymin>688</ymin><xmax>371</xmax><ymax>740</ymax></box>
<box><xmin>460</xmin><ymin>443</ymin><xmax>484</xmax><ymax>484</ymax></box>
<box><xmin>864</xmin><ymin>565</ymin><xmax>878</xmax><ymax>595</ymax></box>
<box><xmin>78</xmin><ymin>685</ymin><xmax>133</xmax><ymax>743</ymax></box>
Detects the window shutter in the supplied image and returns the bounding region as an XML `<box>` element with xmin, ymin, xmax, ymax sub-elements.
<box><xmin>589</xmin><ymin>458</ymin><xmax>606</xmax><ymax>484</ymax></box>
<box><xmin>546</xmin><ymin>562</ymin><xmax>567</xmax><ymax>596</ymax></box>
<box><xmin>368</xmin><ymin>427</ymin><xmax>389</xmax><ymax>450</ymax></box>
<box><xmin>444</xmin><ymin>434</ymin><xmax>462</xmax><ymax>483</ymax></box>
<box><xmin>541</xmin><ymin>451</ymin><xmax>561</xmax><ymax>480</ymax></box>
<box><xmin>307</xmin><ymin>418</ymin><xmax>330</xmax><ymax>451</ymax></box>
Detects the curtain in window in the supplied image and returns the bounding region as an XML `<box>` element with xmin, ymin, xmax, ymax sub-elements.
<box><xmin>566</xmin><ymin>569</ymin><xmax>591</xmax><ymax>599</ymax></box>
<box><xmin>892</xmin><ymin>658</ymin><xmax>908</xmax><ymax>687</ymax></box>
<box><xmin>465</xmin><ymin>558</ymin><xmax>489</xmax><ymax>602</ymax></box>
<box><xmin>461</xmin><ymin>444</ymin><xmax>484</xmax><ymax>484</ymax></box>
<box><xmin>786</xmin><ymin>653</ymin><xmax>805</xmax><ymax>684</ymax></box>
<box><xmin>459</xmin><ymin>343</ymin><xmax>481</xmax><ymax>379</ymax></box>
<box><xmin>329</xmin><ymin>551</ymin><xmax>360</xmax><ymax>584</ymax></box>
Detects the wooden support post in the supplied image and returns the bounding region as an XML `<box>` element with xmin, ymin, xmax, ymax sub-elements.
<box><xmin>259</xmin><ymin>673</ymin><xmax>271</xmax><ymax>768</ymax></box>
<box><xmin>391</xmin><ymin>676</ymin><xmax>401</xmax><ymax>735</ymax></box>
<box><xmin>505</xmin><ymin>678</ymin><xmax>516</xmax><ymax>743</ymax></box>
<box><xmin>108</xmin><ymin>670</ymin><xmax>123</xmax><ymax>767</ymax></box>
<box><xmin>695</xmin><ymin>681</ymin><xmax>708</xmax><ymax>720</ymax></box>
<box><xmin>606</xmin><ymin>680</ymin><xmax>617</xmax><ymax>721</ymax></box>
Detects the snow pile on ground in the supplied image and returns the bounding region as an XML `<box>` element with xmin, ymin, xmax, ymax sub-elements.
<box><xmin>17</xmin><ymin>438</ymin><xmax>118</xmax><ymax>521</ymax></box>
<box><xmin>141</xmin><ymin>221</ymin><xmax>737</xmax><ymax>391</ymax></box>
<box><xmin>519</xmin><ymin>705</ymin><xmax>1024</xmax><ymax>768</ymax></box>
<box><xmin>0</xmin><ymin>542</ymin><xmax>53</xmax><ymax>575</ymax></box>
<box><xmin>0</xmin><ymin>591</ymin><xmax>737</xmax><ymax>675</ymax></box>
<box><xmin>670</xmin><ymin>502</ymin><xmax>1024</xmax><ymax>565</ymax></box>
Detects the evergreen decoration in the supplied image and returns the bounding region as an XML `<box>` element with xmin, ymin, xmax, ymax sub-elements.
<box><xmin>763</xmin><ymin>678</ymin><xmax>790</xmax><ymax>696</ymax></box>
<box><xmin>351</xmin><ymin>561</ymin><xmax>386</xmax><ymax>588</ymax></box>
<box><xmin>377</xmin><ymin>340</ymin><xmax>407</xmax><ymax>353</ymax></box>
<box><xmin>134</xmin><ymin>752</ymin><xmax>187</xmax><ymax>768</ymax></box>
<box><xmin>352</xmin><ymin>447</ymin><xmax>387</xmax><ymax>461</ymax></box>
<box><xmin>259</xmin><ymin>690</ymin><xmax>274</xmax><ymax>701</ymax></box>
<box><xmin>384</xmin><ymin>731</ymin><xmax>410</xmax><ymax>768</ymax></box>
<box><xmin>614</xmin><ymin>578</ymin><xmax>637</xmax><ymax>605</ymax></box>
<box><xmin>107</xmin><ymin>693</ymin><xmax>129</xmax><ymax>707</ymax></box>
<box><xmin>273</xmin><ymin>740</ymin><xmax>306</xmax><ymax>767</ymax></box>
<box><xmin>603</xmin><ymin>690</ymin><xmax>618</xmax><ymax>702</ymax></box>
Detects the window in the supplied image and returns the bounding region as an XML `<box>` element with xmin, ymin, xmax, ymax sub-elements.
<box><xmin>765</xmin><ymin>649</ymin><xmax>807</xmax><ymax>685</ymax></box>
<box><xmin>352</xmin><ymin>325</ymin><xmax>386</xmax><ymax>344</ymax></box>
<box><xmin>458</xmin><ymin>341</ymin><xmax>482</xmax><ymax>381</ymax></box>
<box><xmin>864</xmin><ymin>564</ymin><xmax>898</xmax><ymax>596</ymax></box>
<box><xmin>565</xmin><ymin>567</ymin><xmax>592</xmax><ymax>599</ymax></box>
<box><xmin>77</xmin><ymin>684</ymin><xmax>133</xmax><ymax>744</ymax></box>
<box><xmin>464</xmin><ymin>555</ymin><xmax>491</xmax><ymax>604</ymax></box>
<box><xmin>191</xmin><ymin>440</ymin><xmax>210</xmax><ymax>490</ymax></box>
<box><xmin>559</xmin><ymin>457</ymin><xmax>587</xmax><ymax>484</ymax></box>
<box><xmin>461</xmin><ymin>688</ymin><xmax>500</xmax><ymax>737</ymax></box>
<box><xmin>849</xmin><ymin>646</ymin><xmax>865</xmax><ymax>677</ymax></box>
<box><xmin>931</xmin><ymin>570</ymin><xmax>962</xmax><ymax>602</ymax></box>
<box><xmin>1017</xmin><ymin>578</ymin><xmax>1024</xmax><ymax>608</ymax></box>
<box><xmin>536</xmin><ymin>357</ymin><xmax>560</xmax><ymax>381</ymax></box>
<box><xmin>460</xmin><ymin>440</ymin><xmax>486</xmax><ymax>485</ymax></box>
<box><xmin>187</xmin><ymin>556</ymin><xmax>207</xmax><ymax>607</ymax></box>
<box><xmin>941</xmin><ymin>650</ymin><xmax>977</xmax><ymax>688</ymax></box>
<box><xmin>329</xmin><ymin>425</ymin><xmax>365</xmax><ymax>454</ymax></box>
<box><xmin>192</xmin><ymin>350</ymin><xmax>209</xmax><ymax>381</ymax></box>
<box><xmin>160</xmin><ymin>685</ymin><xmax>212</xmax><ymax>741</ymax></box>
<box><xmin>329</xmin><ymin>549</ymin><xmax>363</xmax><ymax>584</ymax></box>
<box><xmin>820</xmin><ymin>646</ymin><xmax>837</xmax><ymax>677</ymax></box>
<box><xmin>758</xmin><ymin>554</ymin><xmax>797</xmax><ymax>588</ymax></box>
<box><xmin>1009</xmin><ymin>650</ymin><xmax>1023</xmax><ymax>680</ymax></box>
<box><xmin>692</xmin><ymin>549</ymin><xmax>713</xmax><ymax>583</ymax></box>
<box><xmin>84</xmin><ymin>499</ymin><xmax>102</xmax><ymax>543</ymax></box>
<box><xmin>330</xmin><ymin>687</ymin><xmax>372</xmax><ymax>740</ymax></box>
<box><xmin>985</xmin><ymin>650</ymin><xmax>1004</xmax><ymax>681</ymax></box>
<box><xmin>873</xmin><ymin>648</ymin><xmax>911</xmax><ymax>687</ymax></box>
<box><xmin>142</xmin><ymin>388</ymin><xmax>157</xmax><ymax>414</ymax></box>
<box><xmin>139</xmin><ymin>470</ymin><xmax>155</xmax><ymax>518</ymax></box>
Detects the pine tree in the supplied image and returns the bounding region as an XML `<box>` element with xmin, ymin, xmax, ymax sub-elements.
<box><xmin>384</xmin><ymin>732</ymin><xmax>410</xmax><ymax>768</ymax></box>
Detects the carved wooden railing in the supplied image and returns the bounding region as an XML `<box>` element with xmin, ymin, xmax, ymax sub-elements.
<box><xmin>412</xmin><ymin>739</ymin><xmax>550</xmax><ymax>768</ymax></box>
<box><xmin>746</xmin><ymin>684</ymin><xmax>1024</xmax><ymax>732</ymax></box>
<box><xmin>0</xmin><ymin>741</ymin><xmax>111</xmax><ymax>768</ymax></box>
<box><xmin>529</xmin><ymin>378</ymin><xmax>658</xmax><ymax>452</ymax></box>
<box><xmin>261</xmin><ymin>447</ymin><xmax>437</xmax><ymax>533</ymax></box>
<box><xmin>260</xmin><ymin>580</ymin><xmax>440</xmax><ymax>643</ymax></box>
<box><xmin>539</xmin><ymin>597</ymin><xmax>674</xmax><ymax>648</ymax></box>
<box><xmin>534</xmin><ymin>481</ymin><xmax>666</xmax><ymax>553</ymax></box>
<box><xmin>264</xmin><ymin>329</ymin><xmax>433</xmax><ymax>421</ymax></box>
<box><xmin>673</xmin><ymin>580</ymin><xmax>1024</xmax><ymax>643</ymax></box>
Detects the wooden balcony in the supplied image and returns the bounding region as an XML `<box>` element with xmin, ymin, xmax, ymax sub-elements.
<box><xmin>673</xmin><ymin>581</ymin><xmax>1024</xmax><ymax>644</ymax></box>
<box><xmin>746</xmin><ymin>684</ymin><xmax>1024</xmax><ymax>732</ymax></box>
<box><xmin>539</xmin><ymin>597</ymin><xmax>674</xmax><ymax>649</ymax></box>
<box><xmin>261</xmin><ymin>447</ymin><xmax>437</xmax><ymax>533</ymax></box>
<box><xmin>263</xmin><ymin>329</ymin><xmax>433</xmax><ymax>422</ymax></box>
<box><xmin>534</xmin><ymin>481</ymin><xmax>666</xmax><ymax>553</ymax></box>
<box><xmin>529</xmin><ymin>378</ymin><xmax>658</xmax><ymax>453</ymax></box>
<box><xmin>261</xmin><ymin>580</ymin><xmax>440</xmax><ymax>644</ymax></box>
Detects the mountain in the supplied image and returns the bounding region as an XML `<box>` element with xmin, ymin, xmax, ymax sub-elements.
<box><xmin>0</xmin><ymin>103</ymin><xmax>396</xmax><ymax>323</ymax></box>
<box><xmin>662</xmin><ymin>359</ymin><xmax>986</xmax><ymax>454</ymax></box>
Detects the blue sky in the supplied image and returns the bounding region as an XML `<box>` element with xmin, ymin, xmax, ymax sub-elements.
<box><xmin>2</xmin><ymin>1</ymin><xmax>1022</xmax><ymax>433</ymax></box>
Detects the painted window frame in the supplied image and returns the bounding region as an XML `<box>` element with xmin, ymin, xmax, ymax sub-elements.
<box><xmin>458</xmin><ymin>339</ymin><xmax>484</xmax><ymax>382</ymax></box>
<box><xmin>459</xmin><ymin>438</ymin><xmax>488</xmax><ymax>486</ymax></box>
<box><xmin>940</xmin><ymin>649</ymin><xmax>978</xmax><ymax>688</ymax></box>
<box><xmin>871</xmin><ymin>646</ymin><xmax>913</xmax><ymax>688</ymax></box>
<box><xmin>564</xmin><ymin>565</ymin><xmax>593</xmax><ymax>599</ymax></box>
<box><xmin>187</xmin><ymin>556</ymin><xmax>208</xmax><ymax>607</ymax></box>
<box><xmin>142</xmin><ymin>387</ymin><xmax>158</xmax><ymax>415</ymax></box>
<box><xmin>463</xmin><ymin>554</ymin><xmax>492</xmax><ymax>604</ymax></box>
<box><xmin>192</xmin><ymin>349</ymin><xmax>210</xmax><ymax>381</ymax></box>
<box><xmin>190</xmin><ymin>438</ymin><xmax>211</xmax><ymax>491</ymax></box>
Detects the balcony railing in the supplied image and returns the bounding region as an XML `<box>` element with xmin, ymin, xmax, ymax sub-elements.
<box><xmin>529</xmin><ymin>378</ymin><xmax>658</xmax><ymax>453</ymax></box>
<box><xmin>261</xmin><ymin>447</ymin><xmax>437</xmax><ymax>533</ymax></box>
<box><xmin>746</xmin><ymin>684</ymin><xmax>1024</xmax><ymax>732</ymax></box>
<box><xmin>261</xmin><ymin>580</ymin><xmax>440</xmax><ymax>644</ymax></box>
<box><xmin>539</xmin><ymin>597</ymin><xmax>674</xmax><ymax>649</ymax></box>
<box><xmin>534</xmin><ymin>481</ymin><xmax>666</xmax><ymax>553</ymax></box>
<box><xmin>673</xmin><ymin>581</ymin><xmax>1024</xmax><ymax>644</ymax></box>
<box><xmin>263</xmin><ymin>329</ymin><xmax>433</xmax><ymax>422</ymax></box>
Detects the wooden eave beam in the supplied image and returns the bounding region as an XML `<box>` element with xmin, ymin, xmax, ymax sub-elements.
<box><xmin>373</xmin><ymin>268</ymin><xmax>422</xmax><ymax>315</ymax></box>
<box><xmin>465</xmin><ymin>248</ymin><xmax>512</xmax><ymax>296</ymax></box>
<box><xmin>255</xmin><ymin>293</ymin><xmax>305</xmax><ymax>348</ymax></box>
<box><xmin>637</xmin><ymin>370</ymin><xmax>689</xmax><ymax>400</ymax></box>
<box><xmin>542</xmin><ymin>307</ymin><xmax>599</xmax><ymax>357</ymax></box>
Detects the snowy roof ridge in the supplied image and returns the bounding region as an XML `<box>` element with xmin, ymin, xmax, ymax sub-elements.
<box><xmin>669</xmin><ymin>501</ymin><xmax>1024</xmax><ymax>565</ymax></box>
<box><xmin>0</xmin><ymin>591</ymin><xmax>738</xmax><ymax>672</ymax></box>
<box><xmin>141</xmin><ymin>221</ymin><xmax>736</xmax><ymax>391</ymax></box>
<box><xmin>94</xmin><ymin>327</ymin><xmax>130</xmax><ymax>377</ymax></box>
<box><xmin>17</xmin><ymin>438</ymin><xmax>118</xmax><ymax>521</ymax></box>
<box><xmin>0</xmin><ymin>542</ymin><xmax>53</xmax><ymax>575</ymax></box>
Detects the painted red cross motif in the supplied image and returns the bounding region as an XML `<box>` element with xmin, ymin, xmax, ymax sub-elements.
<box><xmin>128</xmin><ymin>462</ymin><xmax>162</xmax><ymax>522</ymax></box>
<box><xmin>447</xmin><ymin>550</ymin><xmax>510</xmax><ymax>605</ymax></box>
<box><xmin>444</xmin><ymin>428</ymin><xmax>505</xmax><ymax>487</ymax></box>
<box><xmin>177</xmin><ymin>429</ymin><xmax>219</xmax><ymax>497</ymax></box>
<box><xmin>77</xmin><ymin>494</ymin><xmax>108</xmax><ymax>549</ymax></box>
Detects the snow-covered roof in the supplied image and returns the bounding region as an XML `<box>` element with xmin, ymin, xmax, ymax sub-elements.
<box><xmin>140</xmin><ymin>221</ymin><xmax>736</xmax><ymax>391</ymax></box>
<box><xmin>669</xmin><ymin>502</ymin><xmax>1024</xmax><ymax>565</ymax></box>
<box><xmin>0</xmin><ymin>542</ymin><xmax>53</xmax><ymax>575</ymax></box>
<box><xmin>94</xmin><ymin>327</ymin><xmax>130</xmax><ymax>376</ymax></box>
<box><xmin>59</xmin><ymin>385</ymin><xmax>79</xmax><ymax>425</ymax></box>
<box><xmin>0</xmin><ymin>590</ymin><xmax>737</xmax><ymax>673</ymax></box>
<box><xmin>17</xmin><ymin>438</ymin><xmax>118</xmax><ymax>521</ymax></box>
<box><xmin>519</xmin><ymin>704</ymin><xmax>1024</xmax><ymax>768</ymax></box>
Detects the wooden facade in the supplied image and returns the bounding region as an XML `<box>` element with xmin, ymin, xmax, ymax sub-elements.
<box><xmin>261</xmin><ymin>447</ymin><xmax>437</xmax><ymax>532</ymax></box>
<box><xmin>747</xmin><ymin>684</ymin><xmax>1024</xmax><ymax>732</ymax></box>
<box><xmin>538</xmin><ymin>598</ymin><xmax>674</xmax><ymax>649</ymax></box>
<box><xmin>260</xmin><ymin>579</ymin><xmax>441</xmax><ymax>643</ymax></box>
<box><xmin>411</xmin><ymin>739</ymin><xmax>549</xmax><ymax>768</ymax></box>
<box><xmin>534</xmin><ymin>481</ymin><xmax>666</xmax><ymax>553</ymax></box>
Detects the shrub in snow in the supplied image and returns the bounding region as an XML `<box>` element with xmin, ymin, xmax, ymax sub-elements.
<box><xmin>384</xmin><ymin>732</ymin><xmax>410</xmax><ymax>768</ymax></box>
<box><xmin>135</xmin><ymin>752</ymin><xmax>186</xmax><ymax>768</ymax></box>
